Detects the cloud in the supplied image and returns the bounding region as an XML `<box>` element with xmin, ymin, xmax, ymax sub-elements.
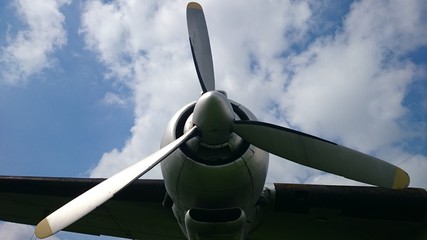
<box><xmin>400</xmin><ymin>154</ymin><xmax>427</xmax><ymax>188</ymax></box>
<box><xmin>0</xmin><ymin>0</ymin><xmax>70</xmax><ymax>85</ymax></box>
<box><xmin>276</xmin><ymin>0</ymin><xmax>427</xmax><ymax>187</ymax></box>
<box><xmin>283</xmin><ymin>0</ymin><xmax>427</xmax><ymax>153</ymax></box>
<box><xmin>82</xmin><ymin>0</ymin><xmax>427</xmax><ymax>189</ymax></box>
<box><xmin>102</xmin><ymin>92</ymin><xmax>128</xmax><ymax>107</ymax></box>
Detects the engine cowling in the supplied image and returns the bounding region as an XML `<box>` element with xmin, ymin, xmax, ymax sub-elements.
<box><xmin>160</xmin><ymin>100</ymin><xmax>269</xmax><ymax>238</ymax></box>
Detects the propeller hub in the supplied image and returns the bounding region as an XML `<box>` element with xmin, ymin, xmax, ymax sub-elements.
<box><xmin>193</xmin><ymin>91</ymin><xmax>234</xmax><ymax>145</ymax></box>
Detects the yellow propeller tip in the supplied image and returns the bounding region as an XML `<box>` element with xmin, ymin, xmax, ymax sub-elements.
<box><xmin>187</xmin><ymin>2</ymin><xmax>202</xmax><ymax>10</ymax></box>
<box><xmin>392</xmin><ymin>168</ymin><xmax>410</xmax><ymax>189</ymax></box>
<box><xmin>35</xmin><ymin>218</ymin><xmax>53</xmax><ymax>239</ymax></box>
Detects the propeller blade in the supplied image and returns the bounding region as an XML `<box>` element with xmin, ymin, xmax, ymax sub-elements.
<box><xmin>34</xmin><ymin>126</ymin><xmax>198</xmax><ymax>239</ymax></box>
<box><xmin>232</xmin><ymin>121</ymin><xmax>409</xmax><ymax>189</ymax></box>
<box><xmin>187</xmin><ymin>2</ymin><xmax>215</xmax><ymax>92</ymax></box>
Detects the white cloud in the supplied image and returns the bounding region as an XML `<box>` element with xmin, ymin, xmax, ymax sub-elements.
<box><xmin>346</xmin><ymin>0</ymin><xmax>427</xmax><ymax>55</ymax></box>
<box><xmin>400</xmin><ymin>155</ymin><xmax>427</xmax><ymax>188</ymax></box>
<box><xmin>276</xmin><ymin>0</ymin><xmax>427</xmax><ymax>187</ymax></box>
<box><xmin>0</xmin><ymin>0</ymin><xmax>70</xmax><ymax>85</ymax></box>
<box><xmin>81</xmin><ymin>0</ymin><xmax>427</xmax><ymax>189</ymax></box>
<box><xmin>283</xmin><ymin>0</ymin><xmax>427</xmax><ymax>153</ymax></box>
<box><xmin>102</xmin><ymin>92</ymin><xmax>128</xmax><ymax>107</ymax></box>
<box><xmin>283</xmin><ymin>37</ymin><xmax>414</xmax><ymax>152</ymax></box>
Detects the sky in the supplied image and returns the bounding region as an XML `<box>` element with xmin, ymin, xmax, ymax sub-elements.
<box><xmin>0</xmin><ymin>0</ymin><xmax>426</xmax><ymax>239</ymax></box>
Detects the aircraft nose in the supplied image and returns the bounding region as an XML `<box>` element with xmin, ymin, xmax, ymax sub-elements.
<box><xmin>192</xmin><ymin>91</ymin><xmax>234</xmax><ymax>145</ymax></box>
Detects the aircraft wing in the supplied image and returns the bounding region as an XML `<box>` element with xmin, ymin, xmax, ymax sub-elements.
<box><xmin>0</xmin><ymin>176</ymin><xmax>185</xmax><ymax>239</ymax></box>
<box><xmin>1</xmin><ymin>176</ymin><xmax>426</xmax><ymax>239</ymax></box>
<box><xmin>250</xmin><ymin>183</ymin><xmax>427</xmax><ymax>240</ymax></box>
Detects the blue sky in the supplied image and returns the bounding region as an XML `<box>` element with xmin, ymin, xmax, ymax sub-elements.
<box><xmin>0</xmin><ymin>0</ymin><xmax>426</xmax><ymax>239</ymax></box>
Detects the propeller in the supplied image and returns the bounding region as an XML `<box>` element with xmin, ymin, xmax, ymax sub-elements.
<box><xmin>187</xmin><ymin>2</ymin><xmax>215</xmax><ymax>92</ymax></box>
<box><xmin>185</xmin><ymin>2</ymin><xmax>409</xmax><ymax>189</ymax></box>
<box><xmin>35</xmin><ymin>2</ymin><xmax>409</xmax><ymax>238</ymax></box>
<box><xmin>35</xmin><ymin>126</ymin><xmax>198</xmax><ymax>238</ymax></box>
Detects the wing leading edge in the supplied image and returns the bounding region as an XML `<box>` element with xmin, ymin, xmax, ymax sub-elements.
<box><xmin>250</xmin><ymin>183</ymin><xmax>427</xmax><ymax>240</ymax></box>
<box><xmin>0</xmin><ymin>176</ymin><xmax>185</xmax><ymax>239</ymax></box>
